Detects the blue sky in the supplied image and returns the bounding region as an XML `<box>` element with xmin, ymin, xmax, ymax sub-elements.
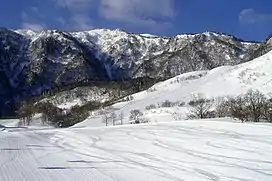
<box><xmin>0</xmin><ymin>0</ymin><xmax>271</xmax><ymax>41</ymax></box>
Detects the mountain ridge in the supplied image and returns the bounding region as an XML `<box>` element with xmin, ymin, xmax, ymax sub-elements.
<box><xmin>0</xmin><ymin>27</ymin><xmax>269</xmax><ymax>117</ymax></box>
<box><xmin>14</xmin><ymin>28</ymin><xmax>263</xmax><ymax>43</ymax></box>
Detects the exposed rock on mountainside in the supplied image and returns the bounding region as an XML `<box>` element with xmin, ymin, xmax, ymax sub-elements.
<box><xmin>25</xmin><ymin>30</ymin><xmax>109</xmax><ymax>94</ymax></box>
<box><xmin>0</xmin><ymin>28</ymin><xmax>266</xmax><ymax>117</ymax></box>
<box><xmin>248</xmin><ymin>36</ymin><xmax>272</xmax><ymax>60</ymax></box>
<box><xmin>71</xmin><ymin>30</ymin><xmax>261</xmax><ymax>79</ymax></box>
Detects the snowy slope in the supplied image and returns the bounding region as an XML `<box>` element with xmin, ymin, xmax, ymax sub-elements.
<box><xmin>76</xmin><ymin>50</ymin><xmax>272</xmax><ymax>127</ymax></box>
<box><xmin>14</xmin><ymin>29</ymin><xmax>40</xmax><ymax>40</ymax></box>
<box><xmin>1</xmin><ymin>119</ymin><xmax>272</xmax><ymax>181</ymax></box>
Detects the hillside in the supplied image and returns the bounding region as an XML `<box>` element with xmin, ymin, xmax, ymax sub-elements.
<box><xmin>75</xmin><ymin>49</ymin><xmax>272</xmax><ymax>127</ymax></box>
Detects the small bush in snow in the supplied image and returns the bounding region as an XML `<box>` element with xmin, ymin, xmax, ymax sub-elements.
<box><xmin>128</xmin><ymin>95</ymin><xmax>134</xmax><ymax>101</ymax></box>
<box><xmin>129</xmin><ymin>109</ymin><xmax>144</xmax><ymax>124</ymax></box>
<box><xmin>122</xmin><ymin>95</ymin><xmax>134</xmax><ymax>102</ymax></box>
<box><xmin>177</xmin><ymin>101</ymin><xmax>185</xmax><ymax>107</ymax></box>
<box><xmin>161</xmin><ymin>100</ymin><xmax>174</xmax><ymax>108</ymax></box>
<box><xmin>147</xmin><ymin>87</ymin><xmax>157</xmax><ymax>92</ymax></box>
<box><xmin>145</xmin><ymin>104</ymin><xmax>157</xmax><ymax>110</ymax></box>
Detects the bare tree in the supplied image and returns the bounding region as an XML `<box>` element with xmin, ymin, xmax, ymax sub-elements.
<box><xmin>227</xmin><ymin>95</ymin><xmax>249</xmax><ymax>122</ymax></box>
<box><xmin>102</xmin><ymin>113</ymin><xmax>110</xmax><ymax>126</ymax></box>
<box><xmin>215</xmin><ymin>97</ymin><xmax>230</xmax><ymax>118</ymax></box>
<box><xmin>187</xmin><ymin>95</ymin><xmax>214</xmax><ymax>119</ymax></box>
<box><xmin>110</xmin><ymin>112</ymin><xmax>117</xmax><ymax>126</ymax></box>
<box><xmin>129</xmin><ymin>109</ymin><xmax>144</xmax><ymax>124</ymax></box>
<box><xmin>261</xmin><ymin>99</ymin><xmax>272</xmax><ymax>122</ymax></box>
<box><xmin>119</xmin><ymin>111</ymin><xmax>124</xmax><ymax>125</ymax></box>
<box><xmin>41</xmin><ymin>113</ymin><xmax>49</xmax><ymax>125</ymax></box>
<box><xmin>244</xmin><ymin>90</ymin><xmax>266</xmax><ymax>122</ymax></box>
<box><xmin>17</xmin><ymin>101</ymin><xmax>35</xmax><ymax>126</ymax></box>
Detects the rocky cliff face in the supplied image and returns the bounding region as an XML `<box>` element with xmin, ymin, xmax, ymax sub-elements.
<box><xmin>248</xmin><ymin>36</ymin><xmax>272</xmax><ymax>61</ymax></box>
<box><xmin>0</xmin><ymin>28</ymin><xmax>264</xmax><ymax>116</ymax></box>
<box><xmin>71</xmin><ymin>30</ymin><xmax>261</xmax><ymax>79</ymax></box>
<box><xmin>25</xmin><ymin>30</ymin><xmax>109</xmax><ymax>95</ymax></box>
<box><xmin>0</xmin><ymin>28</ymin><xmax>29</xmax><ymax>116</ymax></box>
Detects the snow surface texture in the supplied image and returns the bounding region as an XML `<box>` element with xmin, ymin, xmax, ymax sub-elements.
<box><xmin>76</xmin><ymin>50</ymin><xmax>272</xmax><ymax>127</ymax></box>
<box><xmin>0</xmin><ymin>119</ymin><xmax>272</xmax><ymax>181</ymax></box>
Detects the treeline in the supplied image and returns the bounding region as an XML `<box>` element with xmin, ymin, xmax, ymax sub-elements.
<box><xmin>17</xmin><ymin>99</ymin><xmax>116</xmax><ymax>128</ymax></box>
<box><xmin>14</xmin><ymin>76</ymin><xmax>162</xmax><ymax>124</ymax></box>
<box><xmin>20</xmin><ymin>76</ymin><xmax>161</xmax><ymax>110</ymax></box>
<box><xmin>188</xmin><ymin>90</ymin><xmax>272</xmax><ymax>123</ymax></box>
<box><xmin>101</xmin><ymin>109</ymin><xmax>149</xmax><ymax>126</ymax></box>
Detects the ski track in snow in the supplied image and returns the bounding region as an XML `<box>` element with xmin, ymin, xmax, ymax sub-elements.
<box><xmin>1</xmin><ymin>120</ymin><xmax>272</xmax><ymax>181</ymax></box>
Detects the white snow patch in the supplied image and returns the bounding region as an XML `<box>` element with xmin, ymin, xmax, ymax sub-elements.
<box><xmin>140</xmin><ymin>33</ymin><xmax>159</xmax><ymax>38</ymax></box>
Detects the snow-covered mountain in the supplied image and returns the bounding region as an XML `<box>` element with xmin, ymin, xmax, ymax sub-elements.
<box><xmin>75</xmin><ymin>49</ymin><xmax>272</xmax><ymax>127</ymax></box>
<box><xmin>14</xmin><ymin>28</ymin><xmax>262</xmax><ymax>81</ymax></box>
<box><xmin>0</xmin><ymin>27</ymin><xmax>268</xmax><ymax>117</ymax></box>
<box><xmin>70</xmin><ymin>29</ymin><xmax>262</xmax><ymax>79</ymax></box>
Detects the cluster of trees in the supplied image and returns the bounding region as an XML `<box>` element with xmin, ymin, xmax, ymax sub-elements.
<box><xmin>101</xmin><ymin>109</ymin><xmax>149</xmax><ymax>126</ymax></box>
<box><xmin>158</xmin><ymin>100</ymin><xmax>185</xmax><ymax>108</ymax></box>
<box><xmin>102</xmin><ymin>111</ymin><xmax>123</xmax><ymax>126</ymax></box>
<box><xmin>144</xmin><ymin>101</ymin><xmax>186</xmax><ymax>111</ymax></box>
<box><xmin>188</xmin><ymin>90</ymin><xmax>272</xmax><ymax>123</ymax></box>
<box><xmin>17</xmin><ymin>100</ymin><xmax>103</xmax><ymax>127</ymax></box>
<box><xmin>35</xmin><ymin>103</ymin><xmax>90</xmax><ymax>127</ymax></box>
<box><xmin>129</xmin><ymin>109</ymin><xmax>149</xmax><ymax>124</ymax></box>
